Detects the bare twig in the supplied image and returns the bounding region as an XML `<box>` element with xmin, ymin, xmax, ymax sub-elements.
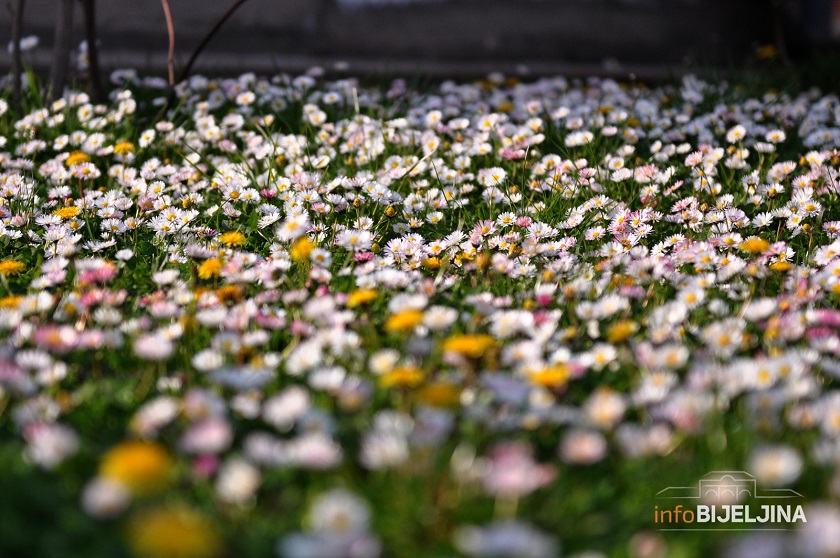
<box><xmin>176</xmin><ymin>0</ymin><xmax>251</xmax><ymax>84</ymax></box>
<box><xmin>81</xmin><ymin>0</ymin><xmax>105</xmax><ymax>103</ymax></box>
<box><xmin>9</xmin><ymin>0</ymin><xmax>25</xmax><ymax>109</ymax></box>
<box><xmin>159</xmin><ymin>0</ymin><xmax>251</xmax><ymax>116</ymax></box>
<box><xmin>160</xmin><ymin>0</ymin><xmax>176</xmax><ymax>87</ymax></box>
<box><xmin>48</xmin><ymin>0</ymin><xmax>75</xmax><ymax>101</ymax></box>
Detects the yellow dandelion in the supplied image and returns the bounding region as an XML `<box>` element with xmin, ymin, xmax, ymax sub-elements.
<box><xmin>769</xmin><ymin>260</ymin><xmax>792</xmax><ymax>272</ymax></box>
<box><xmin>126</xmin><ymin>506</ymin><xmax>220</xmax><ymax>558</ymax></box>
<box><xmin>218</xmin><ymin>231</ymin><xmax>246</xmax><ymax>247</ymax></box>
<box><xmin>346</xmin><ymin>289</ymin><xmax>378</xmax><ymax>308</ymax></box>
<box><xmin>0</xmin><ymin>295</ymin><xmax>23</xmax><ymax>309</ymax></box>
<box><xmin>378</xmin><ymin>365</ymin><xmax>424</xmax><ymax>389</ymax></box>
<box><xmin>0</xmin><ymin>259</ymin><xmax>26</xmax><ymax>276</ymax></box>
<box><xmin>99</xmin><ymin>440</ymin><xmax>174</xmax><ymax>496</ymax></box>
<box><xmin>198</xmin><ymin>258</ymin><xmax>223</xmax><ymax>280</ymax></box>
<box><xmin>739</xmin><ymin>236</ymin><xmax>770</xmax><ymax>254</ymax></box>
<box><xmin>113</xmin><ymin>140</ymin><xmax>136</xmax><ymax>155</ymax></box>
<box><xmin>290</xmin><ymin>236</ymin><xmax>315</xmax><ymax>262</ymax></box>
<box><xmin>423</xmin><ymin>257</ymin><xmax>442</xmax><ymax>271</ymax></box>
<box><xmin>65</xmin><ymin>150</ymin><xmax>91</xmax><ymax>166</ymax></box>
<box><xmin>607</xmin><ymin>319</ymin><xmax>638</xmax><ymax>343</ymax></box>
<box><xmin>53</xmin><ymin>206</ymin><xmax>81</xmax><ymax>219</ymax></box>
<box><xmin>215</xmin><ymin>284</ymin><xmax>242</xmax><ymax>303</ymax></box>
<box><xmin>416</xmin><ymin>382</ymin><xmax>461</xmax><ymax>408</ymax></box>
<box><xmin>528</xmin><ymin>364</ymin><xmax>571</xmax><ymax>387</ymax></box>
<box><xmin>384</xmin><ymin>309</ymin><xmax>424</xmax><ymax>333</ymax></box>
<box><xmin>441</xmin><ymin>334</ymin><xmax>496</xmax><ymax>359</ymax></box>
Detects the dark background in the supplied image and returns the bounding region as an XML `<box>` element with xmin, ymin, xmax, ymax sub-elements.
<box><xmin>0</xmin><ymin>0</ymin><xmax>837</xmax><ymax>80</ymax></box>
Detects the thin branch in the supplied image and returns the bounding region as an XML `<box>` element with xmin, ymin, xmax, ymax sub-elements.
<box><xmin>9</xmin><ymin>0</ymin><xmax>25</xmax><ymax>110</ymax></box>
<box><xmin>81</xmin><ymin>0</ymin><xmax>105</xmax><ymax>103</ymax></box>
<box><xmin>160</xmin><ymin>0</ymin><xmax>176</xmax><ymax>87</ymax></box>
<box><xmin>159</xmin><ymin>0</ymin><xmax>251</xmax><ymax>116</ymax></box>
<box><xmin>176</xmin><ymin>0</ymin><xmax>251</xmax><ymax>84</ymax></box>
<box><xmin>48</xmin><ymin>0</ymin><xmax>75</xmax><ymax>101</ymax></box>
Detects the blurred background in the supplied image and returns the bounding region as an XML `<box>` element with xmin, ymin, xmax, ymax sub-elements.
<box><xmin>0</xmin><ymin>0</ymin><xmax>839</xmax><ymax>80</ymax></box>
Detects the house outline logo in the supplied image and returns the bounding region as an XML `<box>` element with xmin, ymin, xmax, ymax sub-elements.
<box><xmin>656</xmin><ymin>470</ymin><xmax>802</xmax><ymax>501</ymax></box>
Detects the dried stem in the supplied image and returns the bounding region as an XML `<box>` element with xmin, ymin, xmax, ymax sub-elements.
<box><xmin>160</xmin><ymin>0</ymin><xmax>176</xmax><ymax>87</ymax></box>
<box><xmin>160</xmin><ymin>0</ymin><xmax>251</xmax><ymax>115</ymax></box>
<box><xmin>177</xmin><ymin>0</ymin><xmax>251</xmax><ymax>84</ymax></box>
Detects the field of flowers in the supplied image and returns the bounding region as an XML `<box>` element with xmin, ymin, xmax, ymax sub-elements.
<box><xmin>2</xmin><ymin>69</ymin><xmax>840</xmax><ymax>558</ymax></box>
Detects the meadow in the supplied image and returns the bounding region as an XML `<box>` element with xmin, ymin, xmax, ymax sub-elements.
<box><xmin>1</xmin><ymin>68</ymin><xmax>840</xmax><ymax>557</ymax></box>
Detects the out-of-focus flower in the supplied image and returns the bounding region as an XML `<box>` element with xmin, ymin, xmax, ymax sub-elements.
<box><xmin>384</xmin><ymin>310</ymin><xmax>424</xmax><ymax>333</ymax></box>
<box><xmin>346</xmin><ymin>289</ymin><xmax>378</xmax><ymax>308</ymax></box>
<box><xmin>442</xmin><ymin>334</ymin><xmax>495</xmax><ymax>359</ymax></box>
<box><xmin>133</xmin><ymin>334</ymin><xmax>174</xmax><ymax>361</ymax></box>
<box><xmin>126</xmin><ymin>506</ymin><xmax>220</xmax><ymax>558</ymax></box>
<box><xmin>179</xmin><ymin>418</ymin><xmax>233</xmax><ymax>454</ymax></box>
<box><xmin>481</xmin><ymin>441</ymin><xmax>555</xmax><ymax>498</ymax></box>
<box><xmin>99</xmin><ymin>440</ymin><xmax>174</xmax><ymax>496</ymax></box>
<box><xmin>795</xmin><ymin>504</ymin><xmax>840</xmax><ymax>557</ymax></box>
<box><xmin>0</xmin><ymin>259</ymin><xmax>26</xmax><ymax>276</ymax></box>
<box><xmin>308</xmin><ymin>488</ymin><xmax>371</xmax><ymax>535</ymax></box>
<box><xmin>81</xmin><ymin>477</ymin><xmax>130</xmax><ymax>518</ymax></box>
<box><xmin>7</xmin><ymin>35</ymin><xmax>39</xmax><ymax>53</ymax></box>
<box><xmin>559</xmin><ymin>429</ymin><xmax>607</xmax><ymax>465</ymax></box>
<box><xmin>454</xmin><ymin>520</ymin><xmax>558</xmax><ymax>558</ymax></box>
<box><xmin>216</xmin><ymin>457</ymin><xmax>261</xmax><ymax>504</ymax></box>
<box><xmin>198</xmin><ymin>258</ymin><xmax>223</xmax><ymax>279</ymax></box>
<box><xmin>219</xmin><ymin>231</ymin><xmax>247</xmax><ymax>247</ymax></box>
<box><xmin>23</xmin><ymin>422</ymin><xmax>79</xmax><ymax>469</ymax></box>
<box><xmin>748</xmin><ymin>445</ymin><xmax>803</xmax><ymax>487</ymax></box>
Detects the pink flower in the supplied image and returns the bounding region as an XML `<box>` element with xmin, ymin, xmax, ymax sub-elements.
<box><xmin>290</xmin><ymin>320</ymin><xmax>313</xmax><ymax>337</ymax></box>
<box><xmin>481</xmin><ymin>441</ymin><xmax>556</xmax><ymax>498</ymax></box>
<box><xmin>192</xmin><ymin>454</ymin><xmax>220</xmax><ymax>478</ymax></box>
<box><xmin>133</xmin><ymin>334</ymin><xmax>174</xmax><ymax>361</ymax></box>
<box><xmin>179</xmin><ymin>418</ymin><xmax>233</xmax><ymax>454</ymax></box>
<box><xmin>811</xmin><ymin>309</ymin><xmax>840</xmax><ymax>328</ymax></box>
<box><xmin>500</xmin><ymin>148</ymin><xmax>527</xmax><ymax>160</ymax></box>
<box><xmin>33</xmin><ymin>325</ymin><xmax>79</xmax><ymax>353</ymax></box>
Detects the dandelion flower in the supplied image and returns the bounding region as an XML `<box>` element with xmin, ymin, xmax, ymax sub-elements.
<box><xmin>384</xmin><ymin>310</ymin><xmax>424</xmax><ymax>334</ymax></box>
<box><xmin>528</xmin><ymin>364</ymin><xmax>571</xmax><ymax>387</ymax></box>
<box><xmin>53</xmin><ymin>206</ymin><xmax>81</xmax><ymax>220</ymax></box>
<box><xmin>441</xmin><ymin>334</ymin><xmax>496</xmax><ymax>359</ymax></box>
<box><xmin>416</xmin><ymin>382</ymin><xmax>461</xmax><ymax>408</ymax></box>
<box><xmin>113</xmin><ymin>140</ymin><xmax>136</xmax><ymax>155</ymax></box>
<box><xmin>739</xmin><ymin>236</ymin><xmax>770</xmax><ymax>254</ymax></box>
<box><xmin>198</xmin><ymin>258</ymin><xmax>223</xmax><ymax>279</ymax></box>
<box><xmin>0</xmin><ymin>259</ymin><xmax>26</xmax><ymax>276</ymax></box>
<box><xmin>378</xmin><ymin>365</ymin><xmax>424</xmax><ymax>389</ymax></box>
<box><xmin>126</xmin><ymin>506</ymin><xmax>220</xmax><ymax>558</ymax></box>
<box><xmin>99</xmin><ymin>440</ymin><xmax>174</xmax><ymax>496</ymax></box>
<box><xmin>65</xmin><ymin>150</ymin><xmax>91</xmax><ymax>166</ymax></box>
<box><xmin>346</xmin><ymin>289</ymin><xmax>379</xmax><ymax>308</ymax></box>
<box><xmin>606</xmin><ymin>319</ymin><xmax>638</xmax><ymax>343</ymax></box>
<box><xmin>218</xmin><ymin>231</ymin><xmax>246</xmax><ymax>247</ymax></box>
<box><xmin>290</xmin><ymin>237</ymin><xmax>315</xmax><ymax>262</ymax></box>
